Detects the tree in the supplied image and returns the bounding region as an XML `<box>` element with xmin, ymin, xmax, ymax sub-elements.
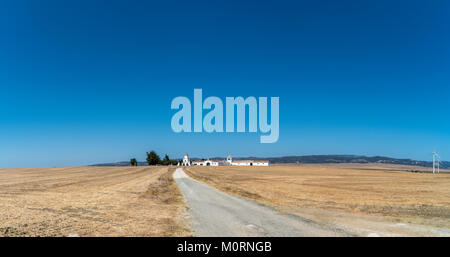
<box><xmin>130</xmin><ymin>158</ymin><xmax>138</xmax><ymax>166</ymax></box>
<box><xmin>146</xmin><ymin>151</ymin><xmax>161</xmax><ymax>165</ymax></box>
<box><xmin>162</xmin><ymin>154</ymin><xmax>170</xmax><ymax>165</ymax></box>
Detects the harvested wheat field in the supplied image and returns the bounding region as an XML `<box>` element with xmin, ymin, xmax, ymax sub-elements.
<box><xmin>0</xmin><ymin>166</ymin><xmax>189</xmax><ymax>237</ymax></box>
<box><xmin>185</xmin><ymin>165</ymin><xmax>450</xmax><ymax>236</ymax></box>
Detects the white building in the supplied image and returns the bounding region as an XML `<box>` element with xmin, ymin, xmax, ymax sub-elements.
<box><xmin>181</xmin><ymin>153</ymin><xmax>191</xmax><ymax>166</ymax></box>
<box><xmin>192</xmin><ymin>160</ymin><xmax>222</xmax><ymax>166</ymax></box>
<box><xmin>227</xmin><ymin>155</ymin><xmax>269</xmax><ymax>166</ymax></box>
<box><xmin>185</xmin><ymin>154</ymin><xmax>269</xmax><ymax>167</ymax></box>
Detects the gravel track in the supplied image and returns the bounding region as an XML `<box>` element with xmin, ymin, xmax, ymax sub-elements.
<box><xmin>173</xmin><ymin>168</ymin><xmax>347</xmax><ymax>237</ymax></box>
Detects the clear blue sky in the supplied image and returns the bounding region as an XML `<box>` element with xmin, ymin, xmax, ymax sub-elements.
<box><xmin>1</xmin><ymin>0</ymin><xmax>449</xmax><ymax>168</ymax></box>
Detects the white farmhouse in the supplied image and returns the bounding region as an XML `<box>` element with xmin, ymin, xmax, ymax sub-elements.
<box><xmin>184</xmin><ymin>154</ymin><xmax>269</xmax><ymax>167</ymax></box>
<box><xmin>192</xmin><ymin>158</ymin><xmax>231</xmax><ymax>166</ymax></box>
<box><xmin>226</xmin><ymin>155</ymin><xmax>269</xmax><ymax>166</ymax></box>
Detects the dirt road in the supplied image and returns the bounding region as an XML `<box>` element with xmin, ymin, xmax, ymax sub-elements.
<box><xmin>173</xmin><ymin>168</ymin><xmax>348</xmax><ymax>237</ymax></box>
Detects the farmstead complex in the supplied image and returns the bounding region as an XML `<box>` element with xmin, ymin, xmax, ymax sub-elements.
<box><xmin>180</xmin><ymin>153</ymin><xmax>269</xmax><ymax>167</ymax></box>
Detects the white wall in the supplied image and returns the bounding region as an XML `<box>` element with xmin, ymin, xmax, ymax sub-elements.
<box><xmin>192</xmin><ymin>161</ymin><xmax>219</xmax><ymax>166</ymax></box>
<box><xmin>253</xmin><ymin>162</ymin><xmax>269</xmax><ymax>166</ymax></box>
<box><xmin>231</xmin><ymin>161</ymin><xmax>269</xmax><ymax>166</ymax></box>
<box><xmin>189</xmin><ymin>158</ymin><xmax>269</xmax><ymax>167</ymax></box>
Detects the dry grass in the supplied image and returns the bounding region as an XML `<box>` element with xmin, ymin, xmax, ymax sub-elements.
<box><xmin>0</xmin><ymin>166</ymin><xmax>190</xmax><ymax>237</ymax></box>
<box><xmin>185</xmin><ymin>165</ymin><xmax>450</xmax><ymax>228</ymax></box>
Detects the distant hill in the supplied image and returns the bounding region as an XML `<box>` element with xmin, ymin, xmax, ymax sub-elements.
<box><xmin>92</xmin><ymin>161</ymin><xmax>149</xmax><ymax>167</ymax></box>
<box><xmin>232</xmin><ymin>155</ymin><xmax>449</xmax><ymax>169</ymax></box>
<box><xmin>91</xmin><ymin>155</ymin><xmax>449</xmax><ymax>169</ymax></box>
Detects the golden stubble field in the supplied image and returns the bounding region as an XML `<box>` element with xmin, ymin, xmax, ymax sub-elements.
<box><xmin>0</xmin><ymin>166</ymin><xmax>189</xmax><ymax>237</ymax></box>
<box><xmin>185</xmin><ymin>165</ymin><xmax>450</xmax><ymax>234</ymax></box>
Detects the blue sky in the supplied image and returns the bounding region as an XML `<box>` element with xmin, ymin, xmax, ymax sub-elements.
<box><xmin>1</xmin><ymin>0</ymin><xmax>449</xmax><ymax>168</ymax></box>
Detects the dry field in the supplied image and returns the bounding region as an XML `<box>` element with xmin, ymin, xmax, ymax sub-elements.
<box><xmin>185</xmin><ymin>165</ymin><xmax>450</xmax><ymax>236</ymax></box>
<box><xmin>0</xmin><ymin>166</ymin><xmax>190</xmax><ymax>237</ymax></box>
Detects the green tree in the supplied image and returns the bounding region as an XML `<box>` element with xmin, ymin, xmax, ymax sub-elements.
<box><xmin>162</xmin><ymin>154</ymin><xmax>170</xmax><ymax>165</ymax></box>
<box><xmin>146</xmin><ymin>151</ymin><xmax>161</xmax><ymax>165</ymax></box>
<box><xmin>130</xmin><ymin>158</ymin><xmax>138</xmax><ymax>166</ymax></box>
